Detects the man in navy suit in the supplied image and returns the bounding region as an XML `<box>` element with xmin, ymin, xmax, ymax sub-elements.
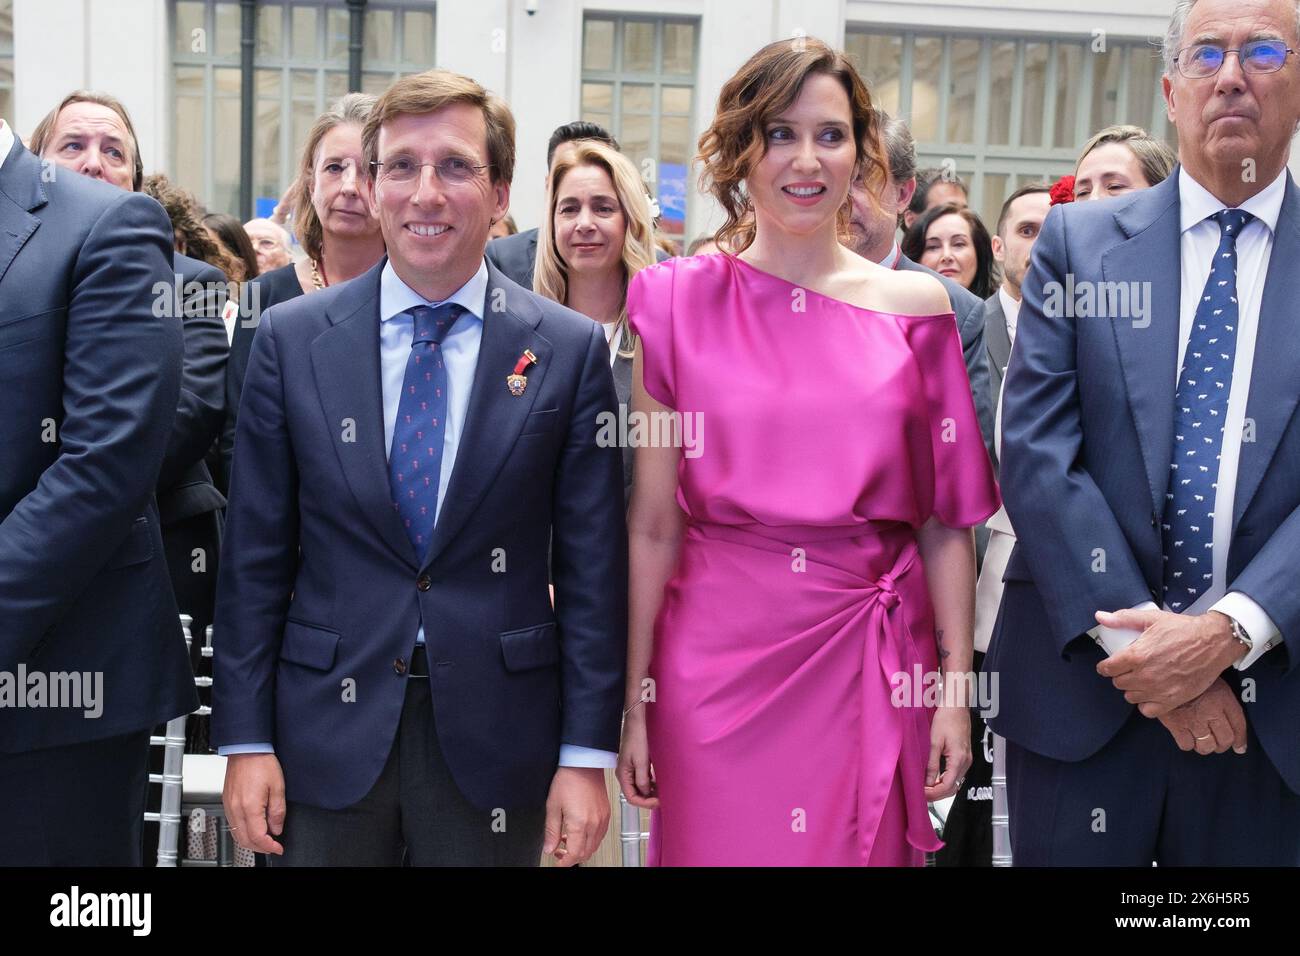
<box><xmin>30</xmin><ymin>91</ymin><xmax>229</xmax><ymax>665</ymax></box>
<box><xmin>213</xmin><ymin>70</ymin><xmax>627</xmax><ymax>866</ymax></box>
<box><xmin>0</xmin><ymin>120</ymin><xmax>197</xmax><ymax>864</ymax></box>
<box><xmin>986</xmin><ymin>0</ymin><xmax>1300</xmax><ymax>864</ymax></box>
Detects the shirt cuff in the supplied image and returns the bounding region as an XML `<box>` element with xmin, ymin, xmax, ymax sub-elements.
<box><xmin>217</xmin><ymin>743</ymin><xmax>275</xmax><ymax>756</ymax></box>
<box><xmin>1087</xmin><ymin>600</ymin><xmax>1159</xmax><ymax>656</ymax></box>
<box><xmin>558</xmin><ymin>745</ymin><xmax>618</xmax><ymax>768</ymax></box>
<box><xmin>1213</xmin><ymin>591</ymin><xmax>1282</xmax><ymax>671</ymax></box>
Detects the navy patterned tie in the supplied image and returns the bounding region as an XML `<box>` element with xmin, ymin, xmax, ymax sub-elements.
<box><xmin>388</xmin><ymin>303</ymin><xmax>461</xmax><ymax>560</ymax></box>
<box><xmin>1161</xmin><ymin>209</ymin><xmax>1253</xmax><ymax>612</ymax></box>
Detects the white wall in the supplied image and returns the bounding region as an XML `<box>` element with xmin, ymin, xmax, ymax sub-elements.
<box><xmin>9</xmin><ymin>0</ymin><xmax>1300</xmax><ymax>211</ymax></box>
<box><xmin>13</xmin><ymin>0</ymin><xmax>171</xmax><ymax>175</ymax></box>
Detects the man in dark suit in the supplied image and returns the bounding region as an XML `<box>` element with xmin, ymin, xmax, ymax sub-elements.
<box><xmin>0</xmin><ymin>120</ymin><xmax>198</xmax><ymax>865</ymax></box>
<box><xmin>31</xmin><ymin>92</ymin><xmax>228</xmax><ymax>651</ymax></box>
<box><xmin>985</xmin><ymin>0</ymin><xmax>1300</xmax><ymax>864</ymax></box>
<box><xmin>214</xmin><ymin>70</ymin><xmax>627</xmax><ymax>866</ymax></box>
<box><xmin>846</xmin><ymin>112</ymin><xmax>996</xmax><ymax>472</ymax></box>
<box><xmin>984</xmin><ymin>183</ymin><xmax>1052</xmax><ymax>464</ymax></box>
<box><xmin>487</xmin><ymin>120</ymin><xmax>669</xmax><ymax>290</ymax></box>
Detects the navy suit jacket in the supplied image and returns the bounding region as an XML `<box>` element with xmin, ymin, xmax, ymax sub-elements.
<box><xmin>0</xmin><ymin>137</ymin><xmax>197</xmax><ymax>750</ymax></box>
<box><xmin>211</xmin><ymin>257</ymin><xmax>628</xmax><ymax>811</ymax></box>
<box><xmin>985</xmin><ymin>168</ymin><xmax>1300</xmax><ymax>793</ymax></box>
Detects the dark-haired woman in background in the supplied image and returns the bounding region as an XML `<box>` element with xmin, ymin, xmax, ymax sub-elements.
<box><xmin>902</xmin><ymin>202</ymin><xmax>998</xmax><ymax>300</ymax></box>
<box><xmin>204</xmin><ymin>212</ymin><xmax>260</xmax><ymax>283</ymax></box>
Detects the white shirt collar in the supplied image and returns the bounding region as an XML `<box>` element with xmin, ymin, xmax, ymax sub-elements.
<box><xmin>0</xmin><ymin>120</ymin><xmax>14</xmax><ymax>171</ymax></box>
<box><xmin>998</xmin><ymin>285</ymin><xmax>1020</xmax><ymax>339</ymax></box>
<box><xmin>1178</xmin><ymin>165</ymin><xmax>1287</xmax><ymax>236</ymax></box>
<box><xmin>379</xmin><ymin>257</ymin><xmax>489</xmax><ymax>324</ymax></box>
<box><xmin>878</xmin><ymin>242</ymin><xmax>901</xmax><ymax>270</ymax></box>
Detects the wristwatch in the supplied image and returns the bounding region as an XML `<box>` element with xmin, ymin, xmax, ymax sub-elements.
<box><xmin>1226</xmin><ymin>615</ymin><xmax>1253</xmax><ymax>657</ymax></box>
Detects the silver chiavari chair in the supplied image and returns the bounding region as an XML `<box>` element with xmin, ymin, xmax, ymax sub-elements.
<box><xmin>147</xmin><ymin>615</ymin><xmax>194</xmax><ymax>866</ymax></box>
<box><xmin>991</xmin><ymin>732</ymin><xmax>1012</xmax><ymax>866</ymax></box>
<box><xmin>619</xmin><ymin>792</ymin><xmax>648</xmax><ymax>866</ymax></box>
<box><xmin>150</xmin><ymin>618</ymin><xmax>249</xmax><ymax>866</ymax></box>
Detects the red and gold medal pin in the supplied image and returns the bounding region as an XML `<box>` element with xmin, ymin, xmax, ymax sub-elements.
<box><xmin>507</xmin><ymin>349</ymin><xmax>538</xmax><ymax>396</ymax></box>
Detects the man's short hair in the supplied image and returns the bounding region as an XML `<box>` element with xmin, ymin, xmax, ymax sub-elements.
<box><xmin>546</xmin><ymin>121</ymin><xmax>618</xmax><ymax>168</ymax></box>
<box><xmin>28</xmin><ymin>90</ymin><xmax>145</xmax><ymax>191</ymax></box>
<box><xmin>873</xmin><ymin>110</ymin><xmax>916</xmax><ymax>185</ymax></box>
<box><xmin>995</xmin><ymin>182</ymin><xmax>1052</xmax><ymax>237</ymax></box>
<box><xmin>908</xmin><ymin>168</ymin><xmax>968</xmax><ymax>217</ymax></box>
<box><xmin>362</xmin><ymin>69</ymin><xmax>516</xmax><ymax>186</ymax></box>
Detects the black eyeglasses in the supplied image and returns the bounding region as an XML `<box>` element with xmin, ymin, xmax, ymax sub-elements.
<box><xmin>1174</xmin><ymin>39</ymin><xmax>1297</xmax><ymax>78</ymax></box>
<box><xmin>370</xmin><ymin>157</ymin><xmax>493</xmax><ymax>186</ymax></box>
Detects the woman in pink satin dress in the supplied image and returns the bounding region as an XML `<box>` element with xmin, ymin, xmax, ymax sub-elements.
<box><xmin>616</xmin><ymin>38</ymin><xmax>1000</xmax><ymax>866</ymax></box>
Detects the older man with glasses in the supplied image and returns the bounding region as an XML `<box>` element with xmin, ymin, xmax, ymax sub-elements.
<box><xmin>984</xmin><ymin>0</ymin><xmax>1300</xmax><ymax>865</ymax></box>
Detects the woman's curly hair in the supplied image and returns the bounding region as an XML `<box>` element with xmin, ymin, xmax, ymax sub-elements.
<box><xmin>141</xmin><ymin>173</ymin><xmax>238</xmax><ymax>281</ymax></box>
<box><xmin>697</xmin><ymin>36</ymin><xmax>887</xmax><ymax>254</ymax></box>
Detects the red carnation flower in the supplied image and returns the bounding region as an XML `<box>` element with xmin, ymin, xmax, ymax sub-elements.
<box><xmin>1049</xmin><ymin>175</ymin><xmax>1076</xmax><ymax>205</ymax></box>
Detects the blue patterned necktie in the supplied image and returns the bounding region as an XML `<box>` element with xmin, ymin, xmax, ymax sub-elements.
<box><xmin>389</xmin><ymin>303</ymin><xmax>462</xmax><ymax>560</ymax></box>
<box><xmin>1161</xmin><ymin>208</ymin><xmax>1253</xmax><ymax>612</ymax></box>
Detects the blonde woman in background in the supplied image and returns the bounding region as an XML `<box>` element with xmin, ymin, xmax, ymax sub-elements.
<box><xmin>223</xmin><ymin>93</ymin><xmax>385</xmax><ymax>488</ymax></box>
<box><xmin>534</xmin><ymin>140</ymin><xmax>659</xmax><ymax>502</ymax></box>
<box><xmin>1073</xmin><ymin>124</ymin><xmax>1177</xmax><ymax>202</ymax></box>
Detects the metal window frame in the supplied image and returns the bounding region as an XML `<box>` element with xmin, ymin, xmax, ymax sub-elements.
<box><xmin>847</xmin><ymin>24</ymin><xmax>1173</xmax><ymax>224</ymax></box>
<box><xmin>580</xmin><ymin>12</ymin><xmax>699</xmax><ymax>236</ymax></box>
<box><xmin>171</xmin><ymin>0</ymin><xmax>435</xmax><ymax>215</ymax></box>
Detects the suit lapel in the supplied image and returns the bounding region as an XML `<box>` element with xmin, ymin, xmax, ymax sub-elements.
<box><xmin>984</xmin><ymin>295</ymin><xmax>1011</xmax><ymax>385</ymax></box>
<box><xmin>0</xmin><ymin>139</ymin><xmax>46</xmax><ymax>287</ymax></box>
<box><xmin>309</xmin><ymin>260</ymin><xmax>418</xmax><ymax>568</ymax></box>
<box><xmin>1102</xmin><ymin>174</ymin><xmax>1183</xmax><ymax>520</ymax></box>
<box><xmin>1232</xmin><ymin>174</ymin><xmax>1300</xmax><ymax>532</ymax></box>
<box><xmin>421</xmin><ymin>259</ymin><xmax>552</xmax><ymax>569</ymax></box>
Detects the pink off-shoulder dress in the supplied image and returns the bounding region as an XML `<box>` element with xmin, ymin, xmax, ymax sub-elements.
<box><xmin>626</xmin><ymin>254</ymin><xmax>1000</xmax><ymax>866</ymax></box>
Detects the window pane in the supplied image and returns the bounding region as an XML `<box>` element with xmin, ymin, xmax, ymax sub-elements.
<box><xmin>582</xmin><ymin>110</ymin><xmax>612</xmax><ymax>128</ymax></box>
<box><xmin>910</xmin><ymin>37</ymin><xmax>942</xmax><ymax>141</ymax></box>
<box><xmin>662</xmin><ymin>22</ymin><xmax>694</xmax><ymax>74</ymax></box>
<box><xmin>582</xmin><ymin>82</ymin><xmax>612</xmax><ymax>113</ymax></box>
<box><xmin>988</xmin><ymin>41</ymin><xmax>1015</xmax><ymax>146</ymax></box>
<box><xmin>365</xmin><ymin>9</ymin><xmax>394</xmax><ymax>64</ymax></box>
<box><xmin>1090</xmin><ymin>45</ymin><xmax>1123</xmax><ymax>135</ymax></box>
<box><xmin>292</xmin><ymin>5</ymin><xmax>318</xmax><ymax>60</ymax></box>
<box><xmin>1127</xmin><ymin>44</ymin><xmax>1162</xmax><ymax>131</ymax></box>
<box><xmin>293</xmin><ymin>99</ymin><xmax>317</xmax><ymax>171</ymax></box>
<box><xmin>1054</xmin><ymin>43</ymin><xmax>1084</xmax><ymax>148</ymax></box>
<box><xmin>363</xmin><ymin>72</ymin><xmax>391</xmax><ymax>96</ymax></box>
<box><xmin>326</xmin><ymin>8</ymin><xmax>350</xmax><ymax>65</ymax></box>
<box><xmin>622</xmin><ymin>83</ymin><xmax>653</xmax><ymax>114</ymax></box>
<box><xmin>292</xmin><ymin>69</ymin><xmax>316</xmax><ymax>100</ymax></box>
<box><xmin>257</xmin><ymin>3</ymin><xmax>283</xmax><ymax>58</ymax></box>
<box><xmin>403</xmin><ymin>10</ymin><xmax>434</xmax><ymax>65</ymax></box>
<box><xmin>845</xmin><ymin>32</ymin><xmax>901</xmax><ymax>116</ymax></box>
<box><xmin>982</xmin><ymin>172</ymin><xmax>1008</xmax><ymax>230</ymax></box>
<box><xmin>662</xmin><ymin>86</ymin><xmax>691</xmax><ymax>114</ymax></box>
<box><xmin>948</xmin><ymin>38</ymin><xmax>980</xmax><ymax>144</ymax></box>
<box><xmin>583</xmin><ymin>18</ymin><xmax>614</xmax><ymax>71</ymax></box>
<box><xmin>325</xmin><ymin>71</ymin><xmax>348</xmax><ymax>101</ymax></box>
<box><xmin>620</xmin><ymin>112</ymin><xmax>652</xmax><ymax>168</ymax></box>
<box><xmin>214</xmin><ymin>68</ymin><xmax>242</xmax><ymax>215</ymax></box>
<box><xmin>624</xmin><ymin>21</ymin><xmax>655</xmax><ymax>73</ymax></box>
<box><xmin>175</xmin><ymin>0</ymin><xmax>205</xmax><ymax>56</ymax></box>
<box><xmin>659</xmin><ymin>115</ymin><xmax>690</xmax><ymax>167</ymax></box>
<box><xmin>173</xmin><ymin>66</ymin><xmax>205</xmax><ymax>193</ymax></box>
<box><xmin>215</xmin><ymin>1</ymin><xmax>240</xmax><ymax>57</ymax></box>
<box><xmin>1021</xmin><ymin>42</ymin><xmax>1049</xmax><ymax>147</ymax></box>
<box><xmin>255</xmin><ymin>71</ymin><xmax>281</xmax><ymax>209</ymax></box>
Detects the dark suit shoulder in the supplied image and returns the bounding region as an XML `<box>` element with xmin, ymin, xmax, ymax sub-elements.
<box><xmin>487</xmin><ymin>227</ymin><xmax>538</xmax><ymax>260</ymax></box>
<box><xmin>898</xmin><ymin>255</ymin><xmax>982</xmax><ymax>338</ymax></box>
<box><xmin>248</xmin><ymin>262</ymin><xmax>306</xmax><ymax>311</ymax></box>
<box><xmin>174</xmin><ymin>251</ymin><xmax>225</xmax><ymax>285</ymax></box>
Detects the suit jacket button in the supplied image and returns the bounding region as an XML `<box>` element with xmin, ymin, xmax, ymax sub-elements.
<box><xmin>393</xmin><ymin>657</ymin><xmax>407</xmax><ymax>675</ymax></box>
<box><xmin>416</xmin><ymin>574</ymin><xmax>431</xmax><ymax>591</ymax></box>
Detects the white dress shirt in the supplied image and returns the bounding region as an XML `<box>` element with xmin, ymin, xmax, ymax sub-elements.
<box><xmin>221</xmin><ymin>258</ymin><xmax>616</xmax><ymax>767</ymax></box>
<box><xmin>1090</xmin><ymin>167</ymin><xmax>1285</xmax><ymax>669</ymax></box>
<box><xmin>0</xmin><ymin>120</ymin><xmax>13</xmax><ymax>170</ymax></box>
<box><xmin>998</xmin><ymin>285</ymin><xmax>1020</xmax><ymax>345</ymax></box>
<box><xmin>600</xmin><ymin>321</ymin><xmax>620</xmax><ymax>367</ymax></box>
